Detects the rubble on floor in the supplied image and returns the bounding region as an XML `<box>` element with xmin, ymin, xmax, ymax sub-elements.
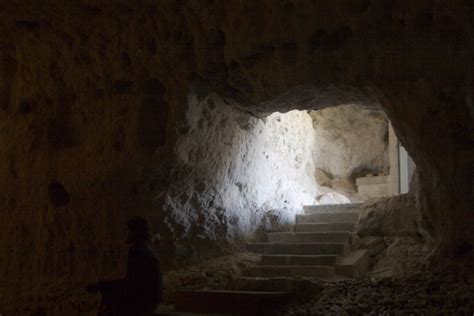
<box><xmin>278</xmin><ymin>271</ymin><xmax>474</xmax><ymax>315</ymax></box>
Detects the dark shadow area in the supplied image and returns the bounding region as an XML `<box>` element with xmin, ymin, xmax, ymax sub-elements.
<box><xmin>48</xmin><ymin>180</ymin><xmax>70</xmax><ymax>207</ymax></box>
<box><xmin>87</xmin><ymin>217</ymin><xmax>163</xmax><ymax>316</ymax></box>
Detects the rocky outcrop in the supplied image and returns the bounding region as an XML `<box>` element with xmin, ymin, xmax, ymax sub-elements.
<box><xmin>170</xmin><ymin>94</ymin><xmax>319</xmax><ymax>236</ymax></box>
<box><xmin>310</xmin><ymin>105</ymin><xmax>389</xmax><ymax>200</ymax></box>
<box><xmin>358</xmin><ymin>194</ymin><xmax>419</xmax><ymax>237</ymax></box>
<box><xmin>354</xmin><ymin>192</ymin><xmax>431</xmax><ymax>278</ymax></box>
<box><xmin>311</xmin><ymin>105</ymin><xmax>388</xmax><ymax>179</ymax></box>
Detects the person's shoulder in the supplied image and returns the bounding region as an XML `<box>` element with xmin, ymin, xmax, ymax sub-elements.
<box><xmin>145</xmin><ymin>243</ymin><xmax>159</xmax><ymax>258</ymax></box>
<box><xmin>133</xmin><ymin>242</ymin><xmax>159</xmax><ymax>260</ymax></box>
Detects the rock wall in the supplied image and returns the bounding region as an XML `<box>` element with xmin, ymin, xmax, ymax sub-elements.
<box><xmin>162</xmin><ymin>93</ymin><xmax>347</xmax><ymax>254</ymax></box>
<box><xmin>310</xmin><ymin>105</ymin><xmax>388</xmax><ymax>199</ymax></box>
<box><xmin>0</xmin><ymin>0</ymin><xmax>472</xmax><ymax>313</ymax></box>
<box><xmin>0</xmin><ymin>2</ymin><xmax>181</xmax><ymax>312</ymax></box>
<box><xmin>162</xmin><ymin>92</ymin><xmax>393</xmax><ymax>254</ymax></box>
<box><xmin>311</xmin><ymin>105</ymin><xmax>388</xmax><ymax>179</ymax></box>
<box><xmin>355</xmin><ymin>191</ymin><xmax>430</xmax><ymax>278</ymax></box>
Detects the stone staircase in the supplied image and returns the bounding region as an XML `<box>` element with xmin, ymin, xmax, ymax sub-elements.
<box><xmin>245</xmin><ymin>203</ymin><xmax>369</xmax><ymax>279</ymax></box>
<box><xmin>161</xmin><ymin>203</ymin><xmax>369</xmax><ymax>315</ymax></box>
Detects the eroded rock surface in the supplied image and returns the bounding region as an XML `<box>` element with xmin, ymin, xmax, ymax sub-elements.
<box><xmin>160</xmin><ymin>94</ymin><xmax>389</xmax><ymax>252</ymax></box>
<box><xmin>354</xmin><ymin>192</ymin><xmax>431</xmax><ymax>278</ymax></box>
<box><xmin>279</xmin><ymin>271</ymin><xmax>474</xmax><ymax>315</ymax></box>
<box><xmin>311</xmin><ymin>105</ymin><xmax>388</xmax><ymax>179</ymax></box>
<box><xmin>310</xmin><ymin>105</ymin><xmax>389</xmax><ymax>200</ymax></box>
<box><xmin>358</xmin><ymin>194</ymin><xmax>419</xmax><ymax>237</ymax></box>
<box><xmin>163</xmin><ymin>93</ymin><xmax>350</xmax><ymax>250</ymax></box>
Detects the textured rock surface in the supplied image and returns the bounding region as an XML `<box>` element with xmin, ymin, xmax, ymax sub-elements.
<box><xmin>0</xmin><ymin>0</ymin><xmax>472</xmax><ymax>313</ymax></box>
<box><xmin>163</xmin><ymin>252</ymin><xmax>259</xmax><ymax>302</ymax></box>
<box><xmin>162</xmin><ymin>93</ymin><xmax>363</xmax><ymax>252</ymax></box>
<box><xmin>278</xmin><ymin>270</ymin><xmax>474</xmax><ymax>315</ymax></box>
<box><xmin>311</xmin><ymin>105</ymin><xmax>388</xmax><ymax>179</ymax></box>
<box><xmin>310</xmin><ymin>105</ymin><xmax>389</xmax><ymax>200</ymax></box>
<box><xmin>164</xmin><ymin>93</ymin><xmax>320</xmax><ymax>245</ymax></box>
<box><xmin>354</xmin><ymin>192</ymin><xmax>431</xmax><ymax>277</ymax></box>
<box><xmin>358</xmin><ymin>194</ymin><xmax>419</xmax><ymax>237</ymax></box>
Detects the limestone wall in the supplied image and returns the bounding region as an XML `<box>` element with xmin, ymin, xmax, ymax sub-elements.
<box><xmin>169</xmin><ymin>94</ymin><xmax>318</xmax><ymax>237</ymax></box>
<box><xmin>310</xmin><ymin>105</ymin><xmax>389</xmax><ymax>199</ymax></box>
<box><xmin>311</xmin><ymin>105</ymin><xmax>388</xmax><ymax>179</ymax></box>
<box><xmin>162</xmin><ymin>93</ymin><xmax>353</xmax><ymax>254</ymax></box>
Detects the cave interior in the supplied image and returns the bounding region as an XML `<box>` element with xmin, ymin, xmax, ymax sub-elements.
<box><xmin>0</xmin><ymin>1</ymin><xmax>472</xmax><ymax>315</ymax></box>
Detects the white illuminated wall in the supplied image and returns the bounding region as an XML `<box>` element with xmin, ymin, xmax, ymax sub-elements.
<box><xmin>164</xmin><ymin>93</ymin><xmax>348</xmax><ymax>241</ymax></box>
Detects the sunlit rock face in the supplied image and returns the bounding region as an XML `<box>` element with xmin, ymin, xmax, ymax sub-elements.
<box><xmin>161</xmin><ymin>94</ymin><xmax>391</xmax><ymax>250</ymax></box>
<box><xmin>164</xmin><ymin>93</ymin><xmax>343</xmax><ymax>245</ymax></box>
<box><xmin>163</xmin><ymin>96</ymin><xmax>389</xmax><ymax>247</ymax></box>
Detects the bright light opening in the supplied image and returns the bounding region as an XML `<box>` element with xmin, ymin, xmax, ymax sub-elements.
<box><xmin>164</xmin><ymin>93</ymin><xmax>399</xmax><ymax>239</ymax></box>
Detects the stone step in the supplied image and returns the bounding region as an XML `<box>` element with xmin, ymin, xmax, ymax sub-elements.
<box><xmin>227</xmin><ymin>277</ymin><xmax>325</xmax><ymax>296</ymax></box>
<box><xmin>296</xmin><ymin>212</ymin><xmax>359</xmax><ymax>224</ymax></box>
<box><xmin>243</xmin><ymin>265</ymin><xmax>336</xmax><ymax>278</ymax></box>
<box><xmin>247</xmin><ymin>242</ymin><xmax>347</xmax><ymax>255</ymax></box>
<box><xmin>336</xmin><ymin>249</ymin><xmax>370</xmax><ymax>279</ymax></box>
<box><xmin>260</xmin><ymin>254</ymin><xmax>337</xmax><ymax>266</ymax></box>
<box><xmin>303</xmin><ymin>203</ymin><xmax>362</xmax><ymax>214</ymax></box>
<box><xmin>356</xmin><ymin>175</ymin><xmax>388</xmax><ymax>186</ymax></box>
<box><xmin>174</xmin><ymin>289</ymin><xmax>291</xmax><ymax>315</ymax></box>
<box><xmin>357</xmin><ymin>183</ymin><xmax>389</xmax><ymax>199</ymax></box>
<box><xmin>294</xmin><ymin>222</ymin><xmax>356</xmax><ymax>233</ymax></box>
<box><xmin>155</xmin><ymin>305</ymin><xmax>204</xmax><ymax>315</ymax></box>
<box><xmin>268</xmin><ymin>231</ymin><xmax>350</xmax><ymax>243</ymax></box>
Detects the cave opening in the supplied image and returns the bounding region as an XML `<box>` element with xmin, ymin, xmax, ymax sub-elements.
<box><xmin>155</xmin><ymin>89</ymin><xmax>433</xmax><ymax>313</ymax></box>
<box><xmin>163</xmin><ymin>90</ymin><xmax>414</xmax><ymax>245</ymax></box>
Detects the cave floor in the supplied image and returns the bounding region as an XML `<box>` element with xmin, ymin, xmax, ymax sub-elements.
<box><xmin>156</xmin><ymin>271</ymin><xmax>474</xmax><ymax>315</ymax></box>
<box><xmin>278</xmin><ymin>271</ymin><xmax>474</xmax><ymax>316</ymax></box>
<box><xmin>4</xmin><ymin>253</ymin><xmax>471</xmax><ymax>315</ymax></box>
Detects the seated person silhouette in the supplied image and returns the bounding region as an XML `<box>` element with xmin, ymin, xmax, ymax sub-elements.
<box><xmin>87</xmin><ymin>216</ymin><xmax>163</xmax><ymax>316</ymax></box>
